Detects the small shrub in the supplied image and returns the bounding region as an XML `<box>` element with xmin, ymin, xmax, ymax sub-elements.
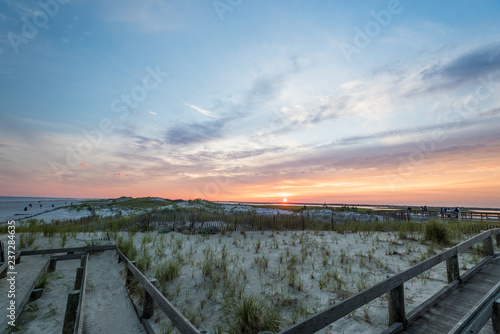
<box><xmin>424</xmin><ymin>219</ymin><xmax>450</xmax><ymax>245</ymax></box>
<box><xmin>158</xmin><ymin>227</ymin><xmax>173</xmax><ymax>234</ymax></box>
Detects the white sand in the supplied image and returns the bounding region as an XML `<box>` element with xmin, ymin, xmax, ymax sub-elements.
<box><xmin>124</xmin><ymin>230</ymin><xmax>483</xmax><ymax>333</ymax></box>
<box><xmin>0</xmin><ymin>199</ymin><xmax>86</xmax><ymax>223</ymax></box>
<box><xmin>83</xmin><ymin>251</ymin><xmax>146</xmax><ymax>334</ymax></box>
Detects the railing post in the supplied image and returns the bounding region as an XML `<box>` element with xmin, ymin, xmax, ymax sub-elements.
<box><xmin>483</xmin><ymin>236</ymin><xmax>494</xmax><ymax>256</ymax></box>
<box><xmin>62</xmin><ymin>290</ymin><xmax>80</xmax><ymax>334</ymax></box>
<box><xmin>493</xmin><ymin>299</ymin><xmax>500</xmax><ymax>334</ymax></box>
<box><xmin>48</xmin><ymin>258</ymin><xmax>57</xmax><ymax>272</ymax></box>
<box><xmin>496</xmin><ymin>234</ymin><xmax>500</xmax><ymax>248</ymax></box>
<box><xmin>446</xmin><ymin>254</ymin><xmax>460</xmax><ymax>283</ymax></box>
<box><xmin>388</xmin><ymin>284</ymin><xmax>406</xmax><ymax>326</ymax></box>
<box><xmin>0</xmin><ymin>241</ymin><xmax>5</xmax><ymax>263</ymax></box>
<box><xmin>74</xmin><ymin>267</ymin><xmax>84</xmax><ymax>290</ymax></box>
<box><xmin>80</xmin><ymin>255</ymin><xmax>86</xmax><ymax>267</ymax></box>
<box><xmin>142</xmin><ymin>278</ymin><xmax>157</xmax><ymax>319</ymax></box>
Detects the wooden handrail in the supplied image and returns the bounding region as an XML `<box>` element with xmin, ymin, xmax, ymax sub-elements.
<box><xmin>74</xmin><ymin>254</ymin><xmax>89</xmax><ymax>334</ymax></box>
<box><xmin>20</xmin><ymin>245</ymin><xmax>116</xmax><ymax>256</ymax></box>
<box><xmin>279</xmin><ymin>229</ymin><xmax>500</xmax><ymax>334</ymax></box>
<box><xmin>117</xmin><ymin>249</ymin><xmax>201</xmax><ymax>334</ymax></box>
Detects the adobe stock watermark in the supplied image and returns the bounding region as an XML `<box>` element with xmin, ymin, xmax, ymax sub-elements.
<box><xmin>212</xmin><ymin>0</ymin><xmax>243</xmax><ymax>21</ymax></box>
<box><xmin>251</xmin><ymin>112</ymin><xmax>290</xmax><ymax>146</ymax></box>
<box><xmin>7</xmin><ymin>0</ymin><xmax>71</xmax><ymax>54</ymax></box>
<box><xmin>50</xmin><ymin>65</ymin><xmax>169</xmax><ymax>182</ymax></box>
<box><xmin>385</xmin><ymin>70</ymin><xmax>500</xmax><ymax>190</ymax></box>
<box><xmin>339</xmin><ymin>0</ymin><xmax>409</xmax><ymax>63</ymax></box>
<box><xmin>193</xmin><ymin>176</ymin><xmax>231</xmax><ymax>200</ymax></box>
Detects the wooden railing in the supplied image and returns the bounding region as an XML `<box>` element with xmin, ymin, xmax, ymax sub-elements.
<box><xmin>278</xmin><ymin>229</ymin><xmax>500</xmax><ymax>334</ymax></box>
<box><xmin>6</xmin><ymin>231</ymin><xmax>499</xmax><ymax>334</ymax></box>
<box><xmin>74</xmin><ymin>254</ymin><xmax>89</xmax><ymax>334</ymax></box>
<box><xmin>117</xmin><ymin>249</ymin><xmax>201</xmax><ymax>334</ymax></box>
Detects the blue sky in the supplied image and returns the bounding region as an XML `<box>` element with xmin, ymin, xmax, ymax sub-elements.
<box><xmin>1</xmin><ymin>0</ymin><xmax>500</xmax><ymax>206</ymax></box>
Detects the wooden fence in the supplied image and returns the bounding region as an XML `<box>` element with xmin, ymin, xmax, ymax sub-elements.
<box><xmin>277</xmin><ymin>228</ymin><xmax>500</xmax><ymax>334</ymax></box>
<box><xmin>376</xmin><ymin>210</ymin><xmax>500</xmax><ymax>222</ymax></box>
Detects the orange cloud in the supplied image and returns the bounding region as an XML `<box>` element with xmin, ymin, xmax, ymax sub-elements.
<box><xmin>80</xmin><ymin>162</ymin><xmax>89</xmax><ymax>168</ymax></box>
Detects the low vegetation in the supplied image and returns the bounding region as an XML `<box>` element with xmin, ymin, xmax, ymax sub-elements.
<box><xmin>1</xmin><ymin>198</ymin><xmax>498</xmax><ymax>333</ymax></box>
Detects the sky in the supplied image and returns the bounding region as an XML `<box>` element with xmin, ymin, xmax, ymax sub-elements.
<box><xmin>1</xmin><ymin>0</ymin><xmax>500</xmax><ymax>207</ymax></box>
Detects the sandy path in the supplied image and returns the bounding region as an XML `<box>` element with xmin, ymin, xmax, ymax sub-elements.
<box><xmin>0</xmin><ymin>255</ymin><xmax>48</xmax><ymax>332</ymax></box>
<box><xmin>19</xmin><ymin>258</ymin><xmax>81</xmax><ymax>333</ymax></box>
<box><xmin>82</xmin><ymin>250</ymin><xmax>146</xmax><ymax>334</ymax></box>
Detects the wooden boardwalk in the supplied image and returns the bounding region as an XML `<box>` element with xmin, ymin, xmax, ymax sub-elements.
<box><xmin>399</xmin><ymin>256</ymin><xmax>500</xmax><ymax>334</ymax></box>
<box><xmin>0</xmin><ymin>255</ymin><xmax>49</xmax><ymax>334</ymax></box>
<box><xmin>82</xmin><ymin>251</ymin><xmax>146</xmax><ymax>334</ymax></box>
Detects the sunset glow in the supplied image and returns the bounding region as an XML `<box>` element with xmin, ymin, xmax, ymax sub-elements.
<box><xmin>1</xmin><ymin>1</ymin><xmax>500</xmax><ymax>208</ymax></box>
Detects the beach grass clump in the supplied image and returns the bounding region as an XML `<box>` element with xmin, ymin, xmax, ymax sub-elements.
<box><xmin>424</xmin><ymin>219</ymin><xmax>450</xmax><ymax>245</ymax></box>
<box><xmin>35</xmin><ymin>272</ymin><xmax>49</xmax><ymax>289</ymax></box>
<box><xmin>136</xmin><ymin>251</ymin><xmax>153</xmax><ymax>271</ymax></box>
<box><xmin>117</xmin><ymin>235</ymin><xmax>138</xmax><ymax>260</ymax></box>
<box><xmin>59</xmin><ymin>231</ymin><xmax>68</xmax><ymax>248</ymax></box>
<box><xmin>19</xmin><ymin>232</ymin><xmax>37</xmax><ymax>248</ymax></box>
<box><xmin>227</xmin><ymin>294</ymin><xmax>281</xmax><ymax>334</ymax></box>
<box><xmin>155</xmin><ymin>259</ymin><xmax>181</xmax><ymax>281</ymax></box>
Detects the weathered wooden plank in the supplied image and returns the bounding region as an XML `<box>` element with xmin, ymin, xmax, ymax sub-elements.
<box><xmin>14</xmin><ymin>257</ymin><xmax>51</xmax><ymax>329</ymax></box>
<box><xmin>117</xmin><ymin>249</ymin><xmax>200</xmax><ymax>334</ymax></box>
<box><xmin>407</xmin><ymin>280</ymin><xmax>460</xmax><ymax>323</ymax></box>
<box><xmin>448</xmin><ymin>281</ymin><xmax>500</xmax><ymax>333</ymax></box>
<box><xmin>380</xmin><ymin>322</ymin><xmax>404</xmax><ymax>334</ymax></box>
<box><xmin>21</xmin><ymin>245</ymin><xmax>117</xmax><ymax>256</ymax></box>
<box><xmin>493</xmin><ymin>299</ymin><xmax>500</xmax><ymax>334</ymax></box>
<box><xmin>389</xmin><ymin>284</ymin><xmax>406</xmax><ymax>326</ymax></box>
<box><xmin>461</xmin><ymin>256</ymin><xmax>494</xmax><ymax>282</ymax></box>
<box><xmin>51</xmin><ymin>254</ymin><xmax>87</xmax><ymax>261</ymax></box>
<box><xmin>483</xmin><ymin>236</ymin><xmax>495</xmax><ymax>256</ymax></box>
<box><xmin>446</xmin><ymin>255</ymin><xmax>460</xmax><ymax>283</ymax></box>
<box><xmin>63</xmin><ymin>290</ymin><xmax>80</xmax><ymax>334</ymax></box>
<box><xmin>75</xmin><ymin>254</ymin><xmax>89</xmax><ymax>334</ymax></box>
<box><xmin>413</xmin><ymin>313</ymin><xmax>453</xmax><ymax>333</ymax></box>
<box><xmin>461</xmin><ymin>302</ymin><xmax>494</xmax><ymax>334</ymax></box>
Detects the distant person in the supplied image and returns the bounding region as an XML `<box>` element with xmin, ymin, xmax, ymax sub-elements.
<box><xmin>440</xmin><ymin>207</ymin><xmax>444</xmax><ymax>218</ymax></box>
<box><xmin>40</xmin><ymin>204</ymin><xmax>42</xmax><ymax>209</ymax></box>
<box><xmin>407</xmin><ymin>206</ymin><xmax>412</xmax><ymax>220</ymax></box>
<box><xmin>24</xmin><ymin>207</ymin><xmax>27</xmax><ymax>211</ymax></box>
<box><xmin>29</xmin><ymin>203</ymin><xmax>32</xmax><ymax>208</ymax></box>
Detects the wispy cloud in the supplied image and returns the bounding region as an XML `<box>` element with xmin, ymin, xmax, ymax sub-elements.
<box><xmin>184</xmin><ymin>103</ymin><xmax>218</xmax><ymax>118</ymax></box>
<box><xmin>405</xmin><ymin>43</ymin><xmax>500</xmax><ymax>96</ymax></box>
<box><xmin>101</xmin><ymin>0</ymin><xmax>194</xmax><ymax>33</ymax></box>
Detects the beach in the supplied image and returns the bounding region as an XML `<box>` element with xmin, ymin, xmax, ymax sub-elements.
<box><xmin>0</xmin><ymin>197</ymin><xmax>90</xmax><ymax>223</ymax></box>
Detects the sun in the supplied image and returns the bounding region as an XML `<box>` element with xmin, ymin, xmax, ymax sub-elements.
<box><xmin>283</xmin><ymin>198</ymin><xmax>287</xmax><ymax>203</ymax></box>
